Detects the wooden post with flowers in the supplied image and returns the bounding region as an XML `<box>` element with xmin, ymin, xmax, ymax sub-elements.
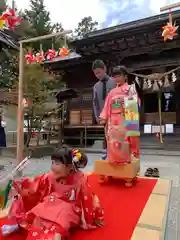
<box><xmin>17</xmin><ymin>30</ymin><xmax>72</xmax><ymax>164</ymax></box>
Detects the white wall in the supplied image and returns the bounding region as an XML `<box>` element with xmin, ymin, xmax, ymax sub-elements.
<box><xmin>3</xmin><ymin>105</ymin><xmax>17</xmax><ymax>132</ymax></box>
<box><xmin>3</xmin><ymin>105</ymin><xmax>18</xmax><ymax>144</ymax></box>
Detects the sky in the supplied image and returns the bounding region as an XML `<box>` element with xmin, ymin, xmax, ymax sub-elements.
<box><xmin>6</xmin><ymin>0</ymin><xmax>179</xmax><ymax>30</ymax></box>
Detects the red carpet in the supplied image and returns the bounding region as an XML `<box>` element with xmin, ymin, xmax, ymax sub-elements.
<box><xmin>0</xmin><ymin>175</ymin><xmax>157</xmax><ymax>240</ymax></box>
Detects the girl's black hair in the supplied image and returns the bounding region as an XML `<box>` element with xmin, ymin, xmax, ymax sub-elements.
<box><xmin>112</xmin><ymin>65</ymin><xmax>141</xmax><ymax>97</ymax></box>
<box><xmin>112</xmin><ymin>65</ymin><xmax>128</xmax><ymax>77</ymax></box>
<box><xmin>51</xmin><ymin>145</ymin><xmax>88</xmax><ymax>169</ymax></box>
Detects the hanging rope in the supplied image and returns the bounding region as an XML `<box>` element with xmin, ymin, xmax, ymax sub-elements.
<box><xmin>64</xmin><ymin>35</ymin><xmax>67</xmax><ymax>47</ymax></box>
<box><xmin>168</xmin><ymin>8</ymin><xmax>172</xmax><ymax>25</ymax></box>
<box><xmin>51</xmin><ymin>38</ymin><xmax>54</xmax><ymax>49</ymax></box>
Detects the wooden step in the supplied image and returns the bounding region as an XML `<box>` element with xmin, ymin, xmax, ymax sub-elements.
<box><xmin>94</xmin><ymin>159</ymin><xmax>140</xmax><ymax>187</ymax></box>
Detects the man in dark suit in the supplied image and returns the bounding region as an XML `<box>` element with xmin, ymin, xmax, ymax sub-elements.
<box><xmin>92</xmin><ymin>60</ymin><xmax>116</xmax><ymax>159</ymax></box>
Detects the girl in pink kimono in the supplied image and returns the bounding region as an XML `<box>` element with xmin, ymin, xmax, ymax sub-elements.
<box><xmin>99</xmin><ymin>66</ymin><xmax>140</xmax><ymax>165</ymax></box>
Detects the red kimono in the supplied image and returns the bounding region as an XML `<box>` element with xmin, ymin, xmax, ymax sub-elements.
<box><xmin>6</xmin><ymin>171</ymin><xmax>104</xmax><ymax>239</ymax></box>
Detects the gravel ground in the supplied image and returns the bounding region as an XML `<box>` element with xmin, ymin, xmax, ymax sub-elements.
<box><xmin>0</xmin><ymin>153</ymin><xmax>179</xmax><ymax>239</ymax></box>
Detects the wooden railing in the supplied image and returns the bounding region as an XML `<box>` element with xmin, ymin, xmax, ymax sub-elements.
<box><xmin>144</xmin><ymin>112</ymin><xmax>176</xmax><ymax>124</ymax></box>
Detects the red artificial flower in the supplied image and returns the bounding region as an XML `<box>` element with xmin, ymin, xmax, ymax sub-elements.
<box><xmin>45</xmin><ymin>49</ymin><xmax>57</xmax><ymax>61</ymax></box>
<box><xmin>36</xmin><ymin>50</ymin><xmax>45</xmax><ymax>63</ymax></box>
<box><xmin>25</xmin><ymin>52</ymin><xmax>36</xmax><ymax>64</ymax></box>
<box><xmin>0</xmin><ymin>8</ymin><xmax>21</xmax><ymax>30</ymax></box>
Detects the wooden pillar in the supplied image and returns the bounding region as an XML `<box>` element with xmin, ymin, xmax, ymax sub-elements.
<box><xmin>151</xmin><ymin>67</ymin><xmax>166</xmax><ymax>124</ymax></box>
<box><xmin>16</xmin><ymin>42</ymin><xmax>24</xmax><ymax>163</ymax></box>
<box><xmin>152</xmin><ymin>68</ymin><xmax>166</xmax><ymax>143</ymax></box>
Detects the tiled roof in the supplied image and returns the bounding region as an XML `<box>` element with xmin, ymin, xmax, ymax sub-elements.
<box><xmin>71</xmin><ymin>9</ymin><xmax>180</xmax><ymax>43</ymax></box>
<box><xmin>0</xmin><ymin>29</ymin><xmax>18</xmax><ymax>50</ymax></box>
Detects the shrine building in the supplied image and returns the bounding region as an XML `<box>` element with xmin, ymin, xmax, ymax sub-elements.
<box><xmin>45</xmin><ymin>10</ymin><xmax>180</xmax><ymax>145</ymax></box>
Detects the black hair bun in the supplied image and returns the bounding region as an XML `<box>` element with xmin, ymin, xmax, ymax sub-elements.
<box><xmin>112</xmin><ymin>65</ymin><xmax>128</xmax><ymax>76</ymax></box>
<box><xmin>51</xmin><ymin>145</ymin><xmax>88</xmax><ymax>169</ymax></box>
<box><xmin>51</xmin><ymin>145</ymin><xmax>72</xmax><ymax>165</ymax></box>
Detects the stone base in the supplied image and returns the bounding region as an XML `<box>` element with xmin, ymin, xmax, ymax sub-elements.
<box><xmin>131</xmin><ymin>178</ymin><xmax>171</xmax><ymax>240</ymax></box>
<box><xmin>94</xmin><ymin>159</ymin><xmax>140</xmax><ymax>187</ymax></box>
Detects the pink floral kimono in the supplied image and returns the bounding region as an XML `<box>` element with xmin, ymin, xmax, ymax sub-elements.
<box><xmin>2</xmin><ymin>171</ymin><xmax>104</xmax><ymax>239</ymax></box>
<box><xmin>100</xmin><ymin>83</ymin><xmax>140</xmax><ymax>164</ymax></box>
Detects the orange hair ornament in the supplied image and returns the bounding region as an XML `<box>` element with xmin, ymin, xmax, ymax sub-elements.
<box><xmin>162</xmin><ymin>9</ymin><xmax>178</xmax><ymax>41</ymax></box>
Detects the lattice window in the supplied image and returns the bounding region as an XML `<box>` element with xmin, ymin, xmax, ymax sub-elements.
<box><xmin>81</xmin><ymin>93</ymin><xmax>92</xmax><ymax>107</ymax></box>
<box><xmin>82</xmin><ymin>93</ymin><xmax>92</xmax><ymax>101</ymax></box>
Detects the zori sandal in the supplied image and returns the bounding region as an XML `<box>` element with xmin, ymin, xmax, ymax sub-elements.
<box><xmin>144</xmin><ymin>168</ymin><xmax>153</xmax><ymax>177</ymax></box>
<box><xmin>152</xmin><ymin>168</ymin><xmax>160</xmax><ymax>178</ymax></box>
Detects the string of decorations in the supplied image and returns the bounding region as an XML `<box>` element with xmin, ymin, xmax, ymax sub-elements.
<box><xmin>134</xmin><ymin>71</ymin><xmax>177</xmax><ymax>92</ymax></box>
<box><xmin>0</xmin><ymin>8</ymin><xmax>21</xmax><ymax>30</ymax></box>
<box><xmin>162</xmin><ymin>9</ymin><xmax>178</xmax><ymax>41</ymax></box>
<box><xmin>24</xmin><ymin>46</ymin><xmax>69</xmax><ymax>64</ymax></box>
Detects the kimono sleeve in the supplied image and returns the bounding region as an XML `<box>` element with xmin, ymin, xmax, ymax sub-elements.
<box><xmin>80</xmin><ymin>174</ymin><xmax>104</xmax><ymax>229</ymax></box>
<box><xmin>13</xmin><ymin>173</ymin><xmax>50</xmax><ymax>199</ymax></box>
<box><xmin>129</xmin><ymin>84</ymin><xmax>141</xmax><ymax>109</ymax></box>
<box><xmin>99</xmin><ymin>91</ymin><xmax>111</xmax><ymax>121</ymax></box>
<box><xmin>9</xmin><ymin>174</ymin><xmax>51</xmax><ymax>220</ymax></box>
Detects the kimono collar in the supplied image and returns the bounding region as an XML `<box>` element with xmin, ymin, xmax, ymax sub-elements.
<box><xmin>116</xmin><ymin>82</ymin><xmax>128</xmax><ymax>88</ymax></box>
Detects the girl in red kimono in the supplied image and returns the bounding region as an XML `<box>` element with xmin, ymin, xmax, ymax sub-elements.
<box><xmin>1</xmin><ymin>146</ymin><xmax>104</xmax><ymax>240</ymax></box>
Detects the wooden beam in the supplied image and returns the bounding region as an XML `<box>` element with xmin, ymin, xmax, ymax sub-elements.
<box><xmin>20</xmin><ymin>30</ymin><xmax>72</xmax><ymax>43</ymax></box>
<box><xmin>80</xmin><ymin>39</ymin><xmax>180</xmax><ymax>60</ymax></box>
<box><xmin>160</xmin><ymin>2</ymin><xmax>180</xmax><ymax>12</ymax></box>
<box><xmin>123</xmin><ymin>57</ymin><xmax>180</xmax><ymax>71</ymax></box>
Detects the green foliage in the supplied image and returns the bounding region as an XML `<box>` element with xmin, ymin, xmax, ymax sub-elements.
<box><xmin>0</xmin><ymin>0</ymin><xmax>65</xmax><ymax>89</ymax></box>
<box><xmin>0</xmin><ymin>0</ymin><xmax>7</xmax><ymax>15</ymax></box>
<box><xmin>15</xmin><ymin>14</ymin><xmax>36</xmax><ymax>38</ymax></box>
<box><xmin>16</xmin><ymin>62</ymin><xmax>60</xmax><ymax>110</ymax></box>
<box><xmin>12</xmin><ymin>62</ymin><xmax>61</xmax><ymax>146</ymax></box>
<box><xmin>0</xmin><ymin>51</ymin><xmax>18</xmax><ymax>88</ymax></box>
<box><xmin>52</xmin><ymin>22</ymin><xmax>64</xmax><ymax>33</ymax></box>
<box><xmin>75</xmin><ymin>16</ymin><xmax>98</xmax><ymax>37</ymax></box>
<box><xmin>24</xmin><ymin>0</ymin><xmax>53</xmax><ymax>51</ymax></box>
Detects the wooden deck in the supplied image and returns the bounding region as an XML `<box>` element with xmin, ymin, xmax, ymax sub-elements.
<box><xmin>64</xmin><ymin>125</ymin><xmax>104</xmax><ymax>129</ymax></box>
<box><xmin>63</xmin><ymin>125</ymin><xmax>104</xmax><ymax>146</ymax></box>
